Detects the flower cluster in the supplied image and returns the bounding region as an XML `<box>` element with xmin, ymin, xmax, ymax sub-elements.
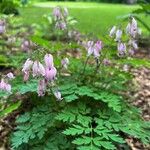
<box><xmin>84</xmin><ymin>40</ymin><xmax>102</xmax><ymax>58</ymax></box>
<box><xmin>109</xmin><ymin>17</ymin><xmax>140</xmax><ymax>57</ymax></box>
<box><xmin>0</xmin><ymin>72</ymin><xmax>15</xmax><ymax>93</ymax></box>
<box><xmin>22</xmin><ymin>54</ymin><xmax>63</xmax><ymax>100</ymax></box>
<box><xmin>52</xmin><ymin>6</ymin><xmax>68</xmax><ymax>30</ymax></box>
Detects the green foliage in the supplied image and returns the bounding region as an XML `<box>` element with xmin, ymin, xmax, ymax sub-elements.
<box><xmin>60</xmin><ymin>83</ymin><xmax>122</xmax><ymax>112</ymax></box>
<box><xmin>56</xmin><ymin>101</ymin><xmax>150</xmax><ymax>150</ymax></box>
<box><xmin>0</xmin><ymin>0</ymin><xmax>19</xmax><ymax>15</ymax></box>
<box><xmin>11</xmin><ymin>102</ymin><xmax>57</xmax><ymax>149</ymax></box>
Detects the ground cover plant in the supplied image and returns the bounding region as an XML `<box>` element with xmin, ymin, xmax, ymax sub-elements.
<box><xmin>0</xmin><ymin>3</ymin><xmax>150</xmax><ymax>150</ymax></box>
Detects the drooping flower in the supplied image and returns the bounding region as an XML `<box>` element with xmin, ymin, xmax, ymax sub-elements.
<box><xmin>0</xmin><ymin>79</ymin><xmax>11</xmax><ymax>93</ymax></box>
<box><xmin>44</xmin><ymin>54</ymin><xmax>54</xmax><ymax>69</ymax></box>
<box><xmin>54</xmin><ymin>90</ymin><xmax>63</xmax><ymax>101</ymax></box>
<box><xmin>5</xmin><ymin>83</ymin><xmax>11</xmax><ymax>93</ymax></box>
<box><xmin>117</xmin><ymin>43</ymin><xmax>126</xmax><ymax>56</ymax></box>
<box><xmin>61</xmin><ymin>58</ymin><xmax>69</xmax><ymax>69</ymax></box>
<box><xmin>37</xmin><ymin>79</ymin><xmax>46</xmax><ymax>97</ymax></box>
<box><xmin>109</xmin><ymin>26</ymin><xmax>116</xmax><ymax>37</ymax></box>
<box><xmin>103</xmin><ymin>59</ymin><xmax>111</xmax><ymax>66</ymax></box>
<box><xmin>21</xmin><ymin>40</ymin><xmax>30</xmax><ymax>52</ymax></box>
<box><xmin>0</xmin><ymin>20</ymin><xmax>5</xmax><ymax>34</ymax></box>
<box><xmin>55</xmin><ymin>21</ymin><xmax>67</xmax><ymax>30</ymax></box>
<box><xmin>45</xmin><ymin>67</ymin><xmax>57</xmax><ymax>81</ymax></box>
<box><xmin>7</xmin><ymin>72</ymin><xmax>15</xmax><ymax>80</ymax></box>
<box><xmin>115</xmin><ymin>29</ymin><xmax>122</xmax><ymax>42</ymax></box>
<box><xmin>23</xmin><ymin>71</ymin><xmax>30</xmax><ymax>82</ymax></box>
<box><xmin>93</xmin><ymin>41</ymin><xmax>102</xmax><ymax>58</ymax></box>
<box><xmin>0</xmin><ymin>79</ymin><xmax>6</xmax><ymax>90</ymax></box>
<box><xmin>128</xmin><ymin>49</ymin><xmax>135</xmax><ymax>56</ymax></box>
<box><xmin>64</xmin><ymin>7</ymin><xmax>68</xmax><ymax>17</ymax></box>
<box><xmin>22</xmin><ymin>58</ymin><xmax>33</xmax><ymax>74</ymax></box>
<box><xmin>53</xmin><ymin>7</ymin><xmax>62</xmax><ymax>20</ymax></box>
<box><xmin>32</xmin><ymin>61</ymin><xmax>45</xmax><ymax>77</ymax></box>
<box><xmin>86</xmin><ymin>41</ymin><xmax>94</xmax><ymax>56</ymax></box>
<box><xmin>126</xmin><ymin>17</ymin><xmax>138</xmax><ymax>38</ymax></box>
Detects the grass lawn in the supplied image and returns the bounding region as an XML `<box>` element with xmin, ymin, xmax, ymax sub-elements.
<box><xmin>19</xmin><ymin>2</ymin><xmax>150</xmax><ymax>37</ymax></box>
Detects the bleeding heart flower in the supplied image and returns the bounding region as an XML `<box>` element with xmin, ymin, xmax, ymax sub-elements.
<box><xmin>7</xmin><ymin>72</ymin><xmax>15</xmax><ymax>80</ymax></box>
<box><xmin>37</xmin><ymin>79</ymin><xmax>46</xmax><ymax>97</ymax></box>
<box><xmin>32</xmin><ymin>61</ymin><xmax>45</xmax><ymax>77</ymax></box>
<box><xmin>53</xmin><ymin>7</ymin><xmax>62</xmax><ymax>20</ymax></box>
<box><xmin>93</xmin><ymin>41</ymin><xmax>102</xmax><ymax>58</ymax></box>
<box><xmin>22</xmin><ymin>58</ymin><xmax>33</xmax><ymax>74</ymax></box>
<box><xmin>54</xmin><ymin>90</ymin><xmax>63</xmax><ymax>101</ymax></box>
<box><xmin>0</xmin><ymin>20</ymin><xmax>5</xmax><ymax>34</ymax></box>
<box><xmin>44</xmin><ymin>54</ymin><xmax>54</xmax><ymax>69</ymax></box>
<box><xmin>117</xmin><ymin>43</ymin><xmax>126</xmax><ymax>56</ymax></box>
<box><xmin>115</xmin><ymin>29</ymin><xmax>122</xmax><ymax>42</ymax></box>
<box><xmin>45</xmin><ymin>67</ymin><xmax>57</xmax><ymax>81</ymax></box>
<box><xmin>61</xmin><ymin>58</ymin><xmax>69</xmax><ymax>69</ymax></box>
<box><xmin>109</xmin><ymin>26</ymin><xmax>116</xmax><ymax>37</ymax></box>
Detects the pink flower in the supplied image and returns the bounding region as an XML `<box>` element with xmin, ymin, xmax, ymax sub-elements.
<box><xmin>23</xmin><ymin>71</ymin><xmax>30</xmax><ymax>82</ymax></box>
<box><xmin>53</xmin><ymin>7</ymin><xmax>62</xmax><ymax>20</ymax></box>
<box><xmin>128</xmin><ymin>49</ymin><xmax>135</xmax><ymax>56</ymax></box>
<box><xmin>126</xmin><ymin>17</ymin><xmax>138</xmax><ymax>38</ymax></box>
<box><xmin>0</xmin><ymin>79</ymin><xmax>11</xmax><ymax>93</ymax></box>
<box><xmin>0</xmin><ymin>20</ymin><xmax>5</xmax><ymax>34</ymax></box>
<box><xmin>86</xmin><ymin>41</ymin><xmax>94</xmax><ymax>56</ymax></box>
<box><xmin>109</xmin><ymin>26</ymin><xmax>116</xmax><ymax>37</ymax></box>
<box><xmin>55</xmin><ymin>21</ymin><xmax>67</xmax><ymax>30</ymax></box>
<box><xmin>5</xmin><ymin>84</ymin><xmax>11</xmax><ymax>93</ymax></box>
<box><xmin>54</xmin><ymin>90</ymin><xmax>63</xmax><ymax>101</ymax></box>
<box><xmin>0</xmin><ymin>79</ymin><xmax>6</xmax><ymax>90</ymax></box>
<box><xmin>61</xmin><ymin>58</ymin><xmax>69</xmax><ymax>69</ymax></box>
<box><xmin>21</xmin><ymin>40</ymin><xmax>30</xmax><ymax>52</ymax></box>
<box><xmin>103</xmin><ymin>59</ymin><xmax>111</xmax><ymax>66</ymax></box>
<box><xmin>37</xmin><ymin>79</ymin><xmax>46</xmax><ymax>97</ymax></box>
<box><xmin>32</xmin><ymin>61</ymin><xmax>45</xmax><ymax>77</ymax></box>
<box><xmin>44</xmin><ymin>54</ymin><xmax>54</xmax><ymax>69</ymax></box>
<box><xmin>117</xmin><ymin>43</ymin><xmax>126</xmax><ymax>56</ymax></box>
<box><xmin>115</xmin><ymin>29</ymin><xmax>122</xmax><ymax>41</ymax></box>
<box><xmin>7</xmin><ymin>72</ymin><xmax>15</xmax><ymax>80</ymax></box>
<box><xmin>93</xmin><ymin>41</ymin><xmax>102</xmax><ymax>57</ymax></box>
<box><xmin>22</xmin><ymin>58</ymin><xmax>33</xmax><ymax>74</ymax></box>
<box><xmin>45</xmin><ymin>67</ymin><xmax>57</xmax><ymax>81</ymax></box>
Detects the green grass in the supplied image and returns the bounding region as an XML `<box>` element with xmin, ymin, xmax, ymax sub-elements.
<box><xmin>19</xmin><ymin>2</ymin><xmax>150</xmax><ymax>36</ymax></box>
